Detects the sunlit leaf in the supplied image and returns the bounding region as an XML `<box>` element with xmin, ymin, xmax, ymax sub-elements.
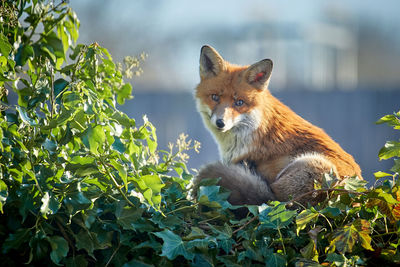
<box><xmin>296</xmin><ymin>209</ymin><xmax>319</xmax><ymax>235</ymax></box>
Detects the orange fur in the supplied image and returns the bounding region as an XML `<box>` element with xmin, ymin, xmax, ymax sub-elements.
<box><xmin>193</xmin><ymin>45</ymin><xmax>362</xmax><ymax>205</ymax></box>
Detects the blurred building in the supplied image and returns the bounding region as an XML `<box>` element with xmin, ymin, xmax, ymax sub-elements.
<box><xmin>71</xmin><ymin>0</ymin><xmax>400</xmax><ymax>92</ymax></box>
<box><xmin>71</xmin><ymin>1</ymin><xmax>400</xmax><ymax>183</ymax></box>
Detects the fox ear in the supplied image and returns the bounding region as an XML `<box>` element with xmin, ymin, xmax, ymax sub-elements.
<box><xmin>199</xmin><ymin>45</ymin><xmax>225</xmax><ymax>80</ymax></box>
<box><xmin>245</xmin><ymin>59</ymin><xmax>273</xmax><ymax>90</ymax></box>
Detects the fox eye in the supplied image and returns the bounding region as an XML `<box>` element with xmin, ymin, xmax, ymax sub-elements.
<box><xmin>235</xmin><ymin>99</ymin><xmax>244</xmax><ymax>107</ymax></box>
<box><xmin>211</xmin><ymin>94</ymin><xmax>219</xmax><ymax>102</ymax></box>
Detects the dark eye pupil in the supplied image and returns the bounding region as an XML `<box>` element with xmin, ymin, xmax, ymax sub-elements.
<box><xmin>212</xmin><ymin>94</ymin><xmax>219</xmax><ymax>101</ymax></box>
<box><xmin>235</xmin><ymin>100</ymin><xmax>244</xmax><ymax>106</ymax></box>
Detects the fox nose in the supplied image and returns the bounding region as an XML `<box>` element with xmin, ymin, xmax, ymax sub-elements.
<box><xmin>216</xmin><ymin>119</ymin><xmax>225</xmax><ymax>129</ymax></box>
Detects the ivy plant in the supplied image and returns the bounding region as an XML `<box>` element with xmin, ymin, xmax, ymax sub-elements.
<box><xmin>0</xmin><ymin>1</ymin><xmax>399</xmax><ymax>266</ymax></box>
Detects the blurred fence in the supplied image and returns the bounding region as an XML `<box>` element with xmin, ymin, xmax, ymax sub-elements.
<box><xmin>119</xmin><ymin>89</ymin><xmax>400</xmax><ymax>184</ymax></box>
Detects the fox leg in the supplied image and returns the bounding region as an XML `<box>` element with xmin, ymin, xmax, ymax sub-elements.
<box><xmin>270</xmin><ymin>153</ymin><xmax>339</xmax><ymax>205</ymax></box>
<box><xmin>191</xmin><ymin>161</ymin><xmax>276</xmax><ymax>205</ymax></box>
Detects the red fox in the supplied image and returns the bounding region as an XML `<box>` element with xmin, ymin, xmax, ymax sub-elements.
<box><xmin>192</xmin><ymin>45</ymin><xmax>362</xmax><ymax>206</ymax></box>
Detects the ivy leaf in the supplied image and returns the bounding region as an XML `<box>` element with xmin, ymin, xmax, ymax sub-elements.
<box><xmin>329</xmin><ymin>219</ymin><xmax>372</xmax><ymax>253</ymax></box>
<box><xmin>264</xmin><ymin>252</ymin><xmax>286</xmax><ymax>267</ymax></box>
<box><xmin>75</xmin><ymin>230</ymin><xmax>96</xmax><ymax>258</ymax></box>
<box><xmin>117</xmin><ymin>83</ymin><xmax>133</xmax><ymax>105</ymax></box>
<box><xmin>16</xmin><ymin>106</ymin><xmax>37</xmax><ymax>125</ymax></box>
<box><xmin>0</xmin><ymin>180</ymin><xmax>8</xmax><ymax>213</ymax></box>
<box><xmin>321</xmin><ymin>207</ymin><xmax>342</xmax><ymax>218</ymax></box>
<box><xmin>300</xmin><ymin>240</ymin><xmax>319</xmax><ymax>262</ymax></box>
<box><xmin>85</xmin><ymin>125</ymin><xmax>106</xmax><ymax>155</ymax></box>
<box><xmin>40</xmin><ymin>192</ymin><xmax>60</xmax><ymax>218</ymax></box>
<box><xmin>296</xmin><ymin>209</ymin><xmax>319</xmax><ymax>235</ymax></box>
<box><xmin>154</xmin><ymin>230</ymin><xmax>194</xmax><ymax>260</ymax></box>
<box><xmin>198</xmin><ymin>185</ymin><xmax>230</xmax><ymax>209</ymax></box>
<box><xmin>325</xmin><ymin>253</ymin><xmax>347</xmax><ymax>267</ymax></box>
<box><xmin>47</xmin><ymin>236</ymin><xmax>69</xmax><ymax>265</ymax></box>
<box><xmin>259</xmin><ymin>202</ymin><xmax>297</xmax><ymax>229</ymax></box>
<box><xmin>376</xmin><ymin>112</ymin><xmax>400</xmax><ymax>129</ymax></box>
<box><xmin>343</xmin><ymin>176</ymin><xmax>367</xmax><ymax>191</ymax></box>
<box><xmin>110</xmin><ymin>159</ymin><xmax>128</xmax><ymax>190</ymax></box>
<box><xmin>116</xmin><ymin>202</ymin><xmax>143</xmax><ymax>230</ymax></box>
<box><xmin>2</xmin><ymin>228</ymin><xmax>32</xmax><ymax>253</ymax></box>
<box><xmin>135</xmin><ymin>174</ymin><xmax>165</xmax><ymax>209</ymax></box>
<box><xmin>0</xmin><ymin>32</ymin><xmax>12</xmax><ymax>56</ymax></box>
<box><xmin>379</xmin><ymin>141</ymin><xmax>400</xmax><ymax>160</ymax></box>
<box><xmin>54</xmin><ymin>78</ymin><xmax>69</xmax><ymax>104</ymax></box>
<box><xmin>352</xmin><ymin>219</ymin><xmax>373</xmax><ymax>251</ymax></box>
<box><xmin>374</xmin><ymin>171</ymin><xmax>393</xmax><ymax>179</ymax></box>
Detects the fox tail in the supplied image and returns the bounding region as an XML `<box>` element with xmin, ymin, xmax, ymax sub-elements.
<box><xmin>190</xmin><ymin>161</ymin><xmax>276</xmax><ymax>205</ymax></box>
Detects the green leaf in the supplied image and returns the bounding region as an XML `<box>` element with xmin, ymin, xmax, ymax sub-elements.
<box><xmin>343</xmin><ymin>176</ymin><xmax>367</xmax><ymax>191</ymax></box>
<box><xmin>300</xmin><ymin>240</ymin><xmax>319</xmax><ymax>262</ymax></box>
<box><xmin>391</xmin><ymin>158</ymin><xmax>400</xmax><ymax>173</ymax></box>
<box><xmin>376</xmin><ymin>112</ymin><xmax>400</xmax><ymax>129</ymax></box>
<box><xmin>0</xmin><ymin>180</ymin><xmax>8</xmax><ymax>213</ymax></box>
<box><xmin>110</xmin><ymin>159</ymin><xmax>128</xmax><ymax>190</ymax></box>
<box><xmin>85</xmin><ymin>125</ymin><xmax>106</xmax><ymax>155</ymax></box>
<box><xmin>198</xmin><ymin>185</ymin><xmax>230</xmax><ymax>209</ymax></box>
<box><xmin>296</xmin><ymin>209</ymin><xmax>319</xmax><ymax>235</ymax></box>
<box><xmin>16</xmin><ymin>106</ymin><xmax>37</xmax><ymax>125</ymax></box>
<box><xmin>374</xmin><ymin>171</ymin><xmax>393</xmax><ymax>179</ymax></box>
<box><xmin>116</xmin><ymin>202</ymin><xmax>143</xmax><ymax>230</ymax></box>
<box><xmin>43</xmin><ymin>32</ymin><xmax>65</xmax><ymax>59</ymax></box>
<box><xmin>117</xmin><ymin>83</ymin><xmax>133</xmax><ymax>105</ymax></box>
<box><xmin>43</xmin><ymin>138</ymin><xmax>57</xmax><ymax>152</ymax></box>
<box><xmin>75</xmin><ymin>230</ymin><xmax>96</xmax><ymax>258</ymax></box>
<box><xmin>112</xmin><ymin>137</ymin><xmax>126</xmax><ymax>153</ymax></box>
<box><xmin>259</xmin><ymin>202</ymin><xmax>297</xmax><ymax>229</ymax></box>
<box><xmin>265</xmin><ymin>252</ymin><xmax>287</xmax><ymax>267</ymax></box>
<box><xmin>70</xmin><ymin>156</ymin><xmax>95</xmax><ymax>165</ymax></box>
<box><xmin>54</xmin><ymin>78</ymin><xmax>69</xmax><ymax>103</ymax></box>
<box><xmin>135</xmin><ymin>174</ymin><xmax>165</xmax><ymax>209</ymax></box>
<box><xmin>329</xmin><ymin>219</ymin><xmax>372</xmax><ymax>254</ymax></box>
<box><xmin>379</xmin><ymin>141</ymin><xmax>400</xmax><ymax>160</ymax></box>
<box><xmin>325</xmin><ymin>253</ymin><xmax>347</xmax><ymax>267</ymax></box>
<box><xmin>321</xmin><ymin>207</ymin><xmax>342</xmax><ymax>218</ymax></box>
<box><xmin>352</xmin><ymin>219</ymin><xmax>373</xmax><ymax>251</ymax></box>
<box><xmin>40</xmin><ymin>192</ymin><xmax>60</xmax><ymax>218</ymax></box>
<box><xmin>154</xmin><ymin>230</ymin><xmax>194</xmax><ymax>260</ymax></box>
<box><xmin>47</xmin><ymin>236</ymin><xmax>69</xmax><ymax>265</ymax></box>
<box><xmin>2</xmin><ymin>228</ymin><xmax>32</xmax><ymax>253</ymax></box>
<box><xmin>0</xmin><ymin>33</ymin><xmax>12</xmax><ymax>56</ymax></box>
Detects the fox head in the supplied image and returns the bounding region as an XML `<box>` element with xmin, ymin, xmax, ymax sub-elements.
<box><xmin>195</xmin><ymin>45</ymin><xmax>273</xmax><ymax>134</ymax></box>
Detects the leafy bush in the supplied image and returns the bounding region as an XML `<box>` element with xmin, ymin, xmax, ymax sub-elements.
<box><xmin>1</xmin><ymin>1</ymin><xmax>399</xmax><ymax>266</ymax></box>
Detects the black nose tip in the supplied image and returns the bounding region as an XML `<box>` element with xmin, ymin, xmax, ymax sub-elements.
<box><xmin>216</xmin><ymin>119</ymin><xmax>225</xmax><ymax>129</ymax></box>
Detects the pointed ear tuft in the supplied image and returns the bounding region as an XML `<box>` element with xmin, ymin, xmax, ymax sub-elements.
<box><xmin>199</xmin><ymin>45</ymin><xmax>225</xmax><ymax>80</ymax></box>
<box><xmin>245</xmin><ymin>59</ymin><xmax>273</xmax><ymax>90</ymax></box>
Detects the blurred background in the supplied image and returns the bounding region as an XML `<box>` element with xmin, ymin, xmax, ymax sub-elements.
<box><xmin>71</xmin><ymin>0</ymin><xmax>400</xmax><ymax>183</ymax></box>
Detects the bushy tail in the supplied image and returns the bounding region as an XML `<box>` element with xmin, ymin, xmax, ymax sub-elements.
<box><xmin>191</xmin><ymin>161</ymin><xmax>276</xmax><ymax>205</ymax></box>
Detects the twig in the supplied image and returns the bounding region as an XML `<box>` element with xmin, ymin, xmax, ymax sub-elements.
<box><xmin>105</xmin><ymin>242</ymin><xmax>121</xmax><ymax>267</ymax></box>
<box><xmin>99</xmin><ymin>158</ymin><xmax>135</xmax><ymax>207</ymax></box>
<box><xmin>50</xmin><ymin>64</ymin><xmax>55</xmax><ymax>118</ymax></box>
<box><xmin>232</xmin><ymin>216</ymin><xmax>258</xmax><ymax>235</ymax></box>
<box><xmin>55</xmin><ymin>218</ymin><xmax>76</xmax><ymax>257</ymax></box>
<box><xmin>288</xmin><ymin>188</ymin><xmax>365</xmax><ymax>206</ymax></box>
<box><xmin>164</xmin><ymin>203</ymin><xmax>198</xmax><ymax>216</ymax></box>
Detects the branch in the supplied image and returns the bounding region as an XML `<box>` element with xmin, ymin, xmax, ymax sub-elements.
<box><xmin>287</xmin><ymin>188</ymin><xmax>365</xmax><ymax>207</ymax></box>
<box><xmin>233</xmin><ymin>216</ymin><xmax>258</xmax><ymax>235</ymax></box>
<box><xmin>99</xmin><ymin>157</ymin><xmax>135</xmax><ymax>207</ymax></box>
